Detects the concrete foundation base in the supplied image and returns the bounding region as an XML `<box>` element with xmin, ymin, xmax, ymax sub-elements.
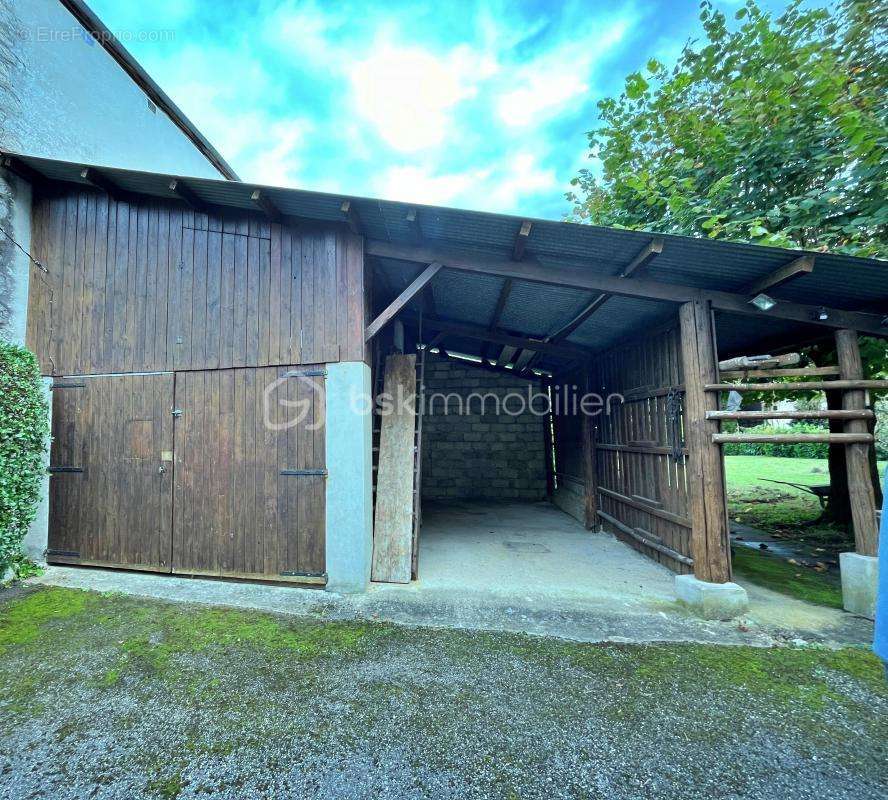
<box><xmin>839</xmin><ymin>552</ymin><xmax>878</xmax><ymax>619</ymax></box>
<box><xmin>675</xmin><ymin>574</ymin><xmax>749</xmax><ymax>620</ymax></box>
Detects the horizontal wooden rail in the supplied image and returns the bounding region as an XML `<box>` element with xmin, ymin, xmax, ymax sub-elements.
<box><xmin>712</xmin><ymin>433</ymin><xmax>873</xmax><ymax>444</ymax></box>
<box><xmin>597</xmin><ymin>442</ymin><xmax>689</xmax><ymax>456</ymax></box>
<box><xmin>705</xmin><ymin>380</ymin><xmax>888</xmax><ymax>392</ymax></box>
<box><xmin>706</xmin><ymin>409</ymin><xmax>874</xmax><ymax>421</ymax></box>
<box><xmin>598</xmin><ymin>510</ymin><xmax>694</xmax><ymax>566</ymax></box>
<box><xmin>598</xmin><ymin>485</ymin><xmax>692</xmax><ymax>529</ymax></box>
<box><xmin>718</xmin><ymin>366</ymin><xmax>840</xmax><ymax>380</ymax></box>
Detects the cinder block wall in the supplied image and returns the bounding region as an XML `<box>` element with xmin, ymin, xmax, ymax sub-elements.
<box><xmin>421</xmin><ymin>355</ymin><xmax>547</xmax><ymax>501</ymax></box>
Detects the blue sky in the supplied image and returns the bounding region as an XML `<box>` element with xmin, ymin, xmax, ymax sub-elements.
<box><xmin>92</xmin><ymin>0</ymin><xmax>807</xmax><ymax>218</ymax></box>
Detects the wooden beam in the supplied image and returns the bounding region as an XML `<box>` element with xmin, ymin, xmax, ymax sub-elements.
<box><xmin>0</xmin><ymin>155</ymin><xmax>44</xmax><ymax>186</ymax></box>
<box><xmin>250</xmin><ymin>189</ymin><xmax>281</xmax><ymax>223</ymax></box>
<box><xmin>168</xmin><ymin>179</ymin><xmax>208</xmax><ymax>213</ymax></box>
<box><xmin>835</xmin><ymin>329</ymin><xmax>879</xmax><ymax>556</ymax></box>
<box><xmin>619</xmin><ymin>237</ymin><xmax>664</xmax><ymax>278</ymax></box>
<box><xmin>405</xmin><ymin>208</ymin><xmax>422</xmax><ymax>242</ymax></box>
<box><xmin>403</xmin><ymin>314</ymin><xmax>590</xmax><ymax>359</ymax></box>
<box><xmin>679</xmin><ymin>300</ymin><xmax>732</xmax><ymax>583</ymax></box>
<box><xmin>340</xmin><ymin>200</ymin><xmax>363</xmax><ymax>235</ymax></box>
<box><xmin>548</xmin><ymin>237</ymin><xmax>664</xmax><ymax>343</ymax></box>
<box><xmin>365</xmin><ymin>262</ymin><xmax>443</xmax><ymax>342</ymax></box>
<box><xmin>707</xmin><ymin>409</ymin><xmax>873</xmax><ymax>421</ymax></box>
<box><xmin>79</xmin><ymin>168</ymin><xmax>131</xmax><ymax>202</ymax></box>
<box><xmin>549</xmin><ymin>293</ymin><xmax>610</xmax><ymax>342</ymax></box>
<box><xmin>365</xmin><ymin>239</ymin><xmax>887</xmax><ymax>336</ymax></box>
<box><xmin>705</xmin><ymin>379</ymin><xmax>888</xmax><ymax>392</ymax></box>
<box><xmin>513</xmin><ymin>220</ymin><xmax>532</xmax><ymax>261</ymax></box>
<box><xmin>581</xmin><ymin>371</ymin><xmax>599</xmax><ymax>529</ymax></box>
<box><xmin>496</xmin><ymin>345</ymin><xmax>517</xmax><ymax>367</ymax></box>
<box><xmin>746</xmin><ymin>255</ymin><xmax>815</xmax><ymax>296</ymax></box>
<box><xmin>512</xmin><ymin>348</ymin><xmax>536</xmax><ymax>372</ymax></box>
<box><xmin>718</xmin><ymin>366</ymin><xmax>839</xmax><ymax>380</ymax></box>
<box><xmin>713</xmin><ymin>433</ymin><xmax>872</xmax><ymax>444</ymax></box>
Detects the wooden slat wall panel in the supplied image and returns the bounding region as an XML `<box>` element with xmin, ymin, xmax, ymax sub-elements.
<box><xmin>27</xmin><ymin>189</ymin><xmax>366</xmax><ymax>375</ymax></box>
<box><xmin>47</xmin><ymin>374</ymin><xmax>175</xmax><ymax>571</ymax></box>
<box><xmin>591</xmin><ymin>323</ymin><xmax>693</xmax><ymax>572</ymax></box>
<box><xmin>172</xmin><ymin>365</ymin><xmax>326</xmax><ymax>579</ymax></box>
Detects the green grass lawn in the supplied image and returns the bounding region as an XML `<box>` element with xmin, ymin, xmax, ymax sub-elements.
<box><xmin>725</xmin><ymin>455</ymin><xmax>885</xmax><ymax>608</ymax></box>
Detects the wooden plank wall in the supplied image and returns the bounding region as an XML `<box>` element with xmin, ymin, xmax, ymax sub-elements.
<box><xmin>26</xmin><ymin>187</ymin><xmax>367</xmax><ymax>376</ymax></box>
<box><xmin>172</xmin><ymin>366</ymin><xmax>326</xmax><ymax>580</ymax></box>
<box><xmin>591</xmin><ymin>323</ymin><xmax>694</xmax><ymax>572</ymax></box>
<box><xmin>48</xmin><ymin>373</ymin><xmax>175</xmax><ymax>571</ymax></box>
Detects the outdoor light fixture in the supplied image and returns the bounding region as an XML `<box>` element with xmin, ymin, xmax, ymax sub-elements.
<box><xmin>749</xmin><ymin>293</ymin><xmax>777</xmax><ymax>311</ymax></box>
<box><xmin>816</xmin><ymin>307</ymin><xmax>829</xmax><ymax>321</ymax></box>
<box><xmin>882</xmin><ymin>315</ymin><xmax>888</xmax><ymax>328</ymax></box>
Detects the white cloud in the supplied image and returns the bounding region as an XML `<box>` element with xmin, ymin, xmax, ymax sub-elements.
<box><xmin>374</xmin><ymin>163</ymin><xmax>491</xmax><ymax>206</ymax></box>
<box><xmin>496</xmin><ymin>19</ymin><xmax>631</xmax><ymax>128</ymax></box>
<box><xmin>349</xmin><ymin>39</ymin><xmax>498</xmax><ymax>152</ymax></box>
<box><xmin>374</xmin><ymin>151</ymin><xmax>557</xmax><ymax>213</ymax></box>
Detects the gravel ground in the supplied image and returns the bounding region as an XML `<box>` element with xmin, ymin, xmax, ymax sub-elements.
<box><xmin>1</xmin><ymin>586</ymin><xmax>886</xmax><ymax>800</ymax></box>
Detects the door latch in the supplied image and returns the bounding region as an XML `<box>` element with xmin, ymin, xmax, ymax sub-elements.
<box><xmin>171</xmin><ymin>408</ymin><xmax>183</xmax><ymax>418</ymax></box>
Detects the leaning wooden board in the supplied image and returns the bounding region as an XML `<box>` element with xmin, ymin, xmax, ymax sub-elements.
<box><xmin>371</xmin><ymin>354</ymin><xmax>417</xmax><ymax>583</ymax></box>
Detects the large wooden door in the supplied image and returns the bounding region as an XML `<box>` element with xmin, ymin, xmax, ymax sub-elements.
<box><xmin>48</xmin><ymin>374</ymin><xmax>174</xmax><ymax>570</ymax></box>
<box><xmin>171</xmin><ymin>367</ymin><xmax>327</xmax><ymax>582</ymax></box>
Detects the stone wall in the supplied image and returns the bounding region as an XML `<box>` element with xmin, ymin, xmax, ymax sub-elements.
<box><xmin>420</xmin><ymin>355</ymin><xmax>548</xmax><ymax>501</ymax></box>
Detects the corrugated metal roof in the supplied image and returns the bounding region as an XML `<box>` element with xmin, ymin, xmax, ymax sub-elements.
<box><xmin>6</xmin><ymin>151</ymin><xmax>887</xmax><ymax>372</ymax></box>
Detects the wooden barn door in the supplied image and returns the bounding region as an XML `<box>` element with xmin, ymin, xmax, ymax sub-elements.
<box><xmin>47</xmin><ymin>374</ymin><xmax>175</xmax><ymax>570</ymax></box>
<box><xmin>171</xmin><ymin>367</ymin><xmax>327</xmax><ymax>582</ymax></box>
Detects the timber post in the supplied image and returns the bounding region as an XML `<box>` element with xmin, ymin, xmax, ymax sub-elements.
<box><xmin>581</xmin><ymin>370</ymin><xmax>599</xmax><ymax>530</ymax></box>
<box><xmin>679</xmin><ymin>300</ymin><xmax>732</xmax><ymax>582</ymax></box>
<box><xmin>835</xmin><ymin>329</ymin><xmax>879</xmax><ymax>556</ymax></box>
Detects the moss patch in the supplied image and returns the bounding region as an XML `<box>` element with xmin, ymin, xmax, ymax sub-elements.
<box><xmin>731</xmin><ymin>546</ymin><xmax>843</xmax><ymax>609</ymax></box>
<box><xmin>0</xmin><ymin>586</ymin><xmax>93</xmax><ymax>649</ymax></box>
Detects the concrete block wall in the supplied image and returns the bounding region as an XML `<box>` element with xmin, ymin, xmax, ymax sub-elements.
<box><xmin>421</xmin><ymin>355</ymin><xmax>547</xmax><ymax>501</ymax></box>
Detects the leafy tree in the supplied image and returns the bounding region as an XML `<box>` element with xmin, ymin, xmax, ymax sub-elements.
<box><xmin>568</xmin><ymin>0</ymin><xmax>887</xmax><ymax>526</ymax></box>
<box><xmin>568</xmin><ymin>0</ymin><xmax>887</xmax><ymax>256</ymax></box>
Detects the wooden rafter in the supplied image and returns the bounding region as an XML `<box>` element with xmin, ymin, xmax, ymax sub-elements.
<box><xmin>341</xmin><ymin>200</ymin><xmax>363</xmax><ymax>235</ymax></box>
<box><xmin>79</xmin><ymin>168</ymin><xmax>131</xmax><ymax>202</ymax></box>
<box><xmin>365</xmin><ymin>239</ymin><xmax>887</xmax><ymax>337</ymax></box>
<box><xmin>365</xmin><ymin>262</ymin><xmax>443</xmax><ymax>341</ymax></box>
<box><xmin>496</xmin><ymin>345</ymin><xmax>517</xmax><ymax>367</ymax></box>
<box><xmin>168</xmin><ymin>179</ymin><xmax>208</xmax><ymax>213</ymax></box>
<box><xmin>401</xmin><ymin>314</ymin><xmax>589</xmax><ymax>359</ymax></box>
<box><xmin>513</xmin><ymin>221</ymin><xmax>532</xmax><ymax>261</ymax></box>
<box><xmin>1</xmin><ymin>155</ymin><xmax>46</xmax><ymax>187</ymax></box>
<box><xmin>251</xmin><ymin>190</ymin><xmax>282</xmax><ymax>223</ymax></box>
<box><xmin>746</xmin><ymin>255</ymin><xmax>815</xmax><ymax>296</ymax></box>
<box><xmin>619</xmin><ymin>237</ymin><xmax>664</xmax><ymax>278</ymax></box>
<box><xmin>405</xmin><ymin>208</ymin><xmax>422</xmax><ymax>242</ymax></box>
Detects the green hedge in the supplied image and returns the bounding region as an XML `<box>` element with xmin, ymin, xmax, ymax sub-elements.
<box><xmin>722</xmin><ymin>422</ymin><xmax>830</xmax><ymax>458</ymax></box>
<box><xmin>0</xmin><ymin>342</ymin><xmax>49</xmax><ymax>576</ymax></box>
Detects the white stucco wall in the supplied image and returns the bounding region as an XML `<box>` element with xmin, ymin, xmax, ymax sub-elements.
<box><xmin>0</xmin><ymin>0</ymin><xmax>228</xmax><ymax>342</ymax></box>
<box><xmin>1</xmin><ymin>0</ymin><xmax>222</xmax><ymax>179</ymax></box>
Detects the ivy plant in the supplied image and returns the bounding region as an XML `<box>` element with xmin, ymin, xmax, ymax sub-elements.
<box><xmin>0</xmin><ymin>342</ymin><xmax>49</xmax><ymax>578</ymax></box>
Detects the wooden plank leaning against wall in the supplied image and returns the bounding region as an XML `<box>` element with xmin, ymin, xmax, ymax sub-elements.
<box><xmin>25</xmin><ymin>186</ymin><xmax>369</xmax><ymax>376</ymax></box>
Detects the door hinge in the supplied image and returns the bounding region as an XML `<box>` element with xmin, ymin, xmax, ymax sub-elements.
<box><xmin>47</xmin><ymin>549</ymin><xmax>80</xmax><ymax>557</ymax></box>
<box><xmin>280</xmin><ymin>469</ymin><xmax>327</xmax><ymax>476</ymax></box>
<box><xmin>51</xmin><ymin>382</ymin><xmax>86</xmax><ymax>389</ymax></box>
<box><xmin>284</xmin><ymin>369</ymin><xmax>326</xmax><ymax>378</ymax></box>
<box><xmin>48</xmin><ymin>466</ymin><xmax>83</xmax><ymax>474</ymax></box>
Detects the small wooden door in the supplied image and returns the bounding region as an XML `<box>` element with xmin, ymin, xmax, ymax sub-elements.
<box><xmin>48</xmin><ymin>374</ymin><xmax>174</xmax><ymax>570</ymax></box>
<box><xmin>171</xmin><ymin>367</ymin><xmax>326</xmax><ymax>581</ymax></box>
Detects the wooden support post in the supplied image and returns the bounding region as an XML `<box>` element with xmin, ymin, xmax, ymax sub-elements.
<box><xmin>581</xmin><ymin>371</ymin><xmax>599</xmax><ymax>530</ymax></box>
<box><xmin>679</xmin><ymin>301</ymin><xmax>732</xmax><ymax>582</ymax></box>
<box><xmin>835</xmin><ymin>329</ymin><xmax>879</xmax><ymax>556</ymax></box>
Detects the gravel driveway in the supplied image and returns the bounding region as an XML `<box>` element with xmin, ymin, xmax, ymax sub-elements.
<box><xmin>1</xmin><ymin>586</ymin><xmax>885</xmax><ymax>799</ymax></box>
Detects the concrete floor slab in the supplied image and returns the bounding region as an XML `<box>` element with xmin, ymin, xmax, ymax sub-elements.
<box><xmin>28</xmin><ymin>500</ymin><xmax>874</xmax><ymax>648</ymax></box>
